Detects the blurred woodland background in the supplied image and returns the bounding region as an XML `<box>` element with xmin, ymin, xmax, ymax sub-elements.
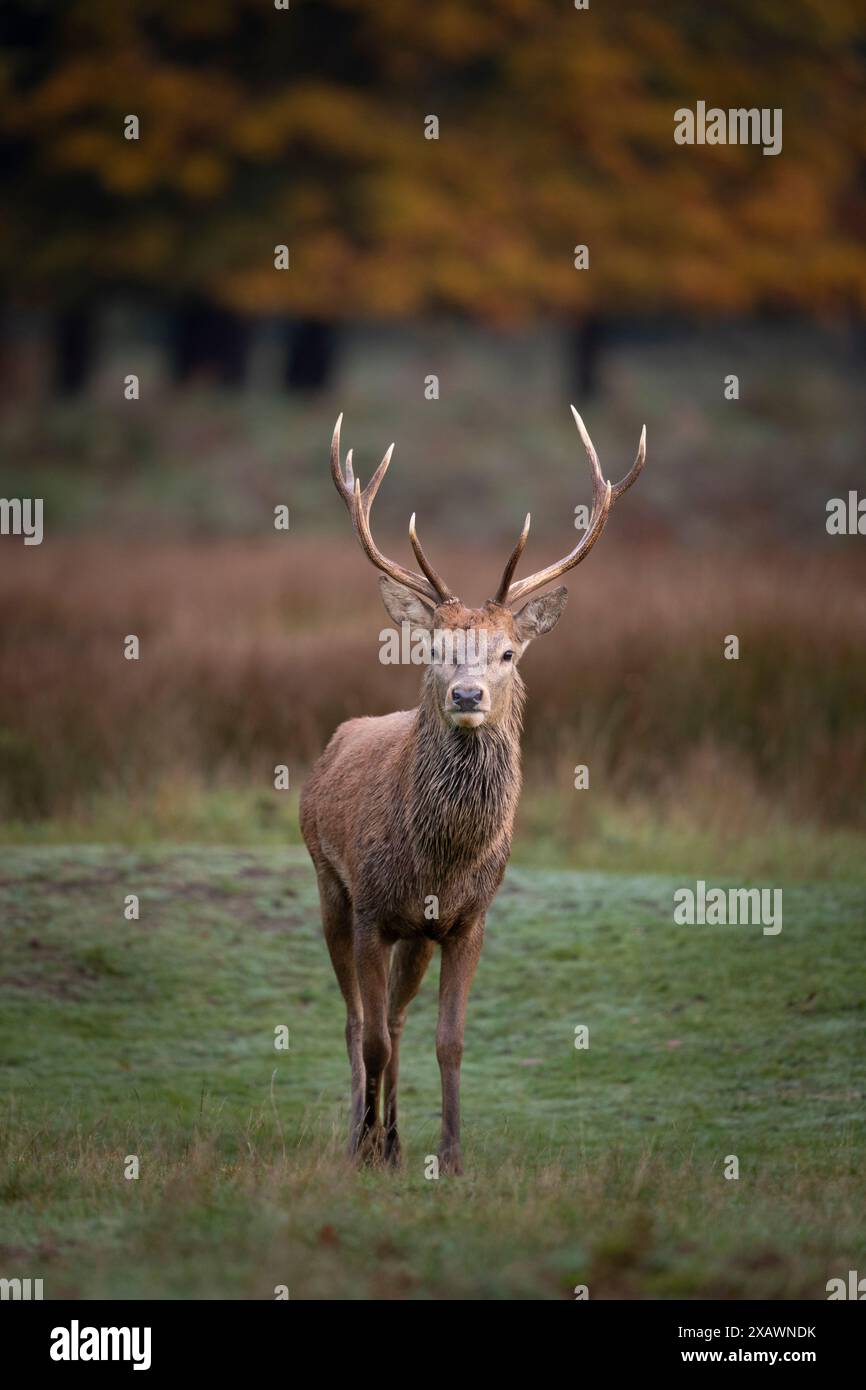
<box><xmin>3</xmin><ymin>3</ymin><xmax>866</xmax><ymax>1305</ymax></box>
<box><xmin>0</xmin><ymin>0</ymin><xmax>864</xmax><ymax>873</ymax></box>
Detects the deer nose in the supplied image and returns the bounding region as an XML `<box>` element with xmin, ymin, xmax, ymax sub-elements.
<box><xmin>451</xmin><ymin>686</ymin><xmax>484</xmax><ymax>711</ymax></box>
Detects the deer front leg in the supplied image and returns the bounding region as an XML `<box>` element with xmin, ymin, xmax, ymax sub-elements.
<box><xmin>436</xmin><ymin>918</ymin><xmax>484</xmax><ymax>1176</ymax></box>
<box><xmin>353</xmin><ymin>921</ymin><xmax>392</xmax><ymax>1165</ymax></box>
<box><xmin>383</xmin><ymin>936</ymin><xmax>435</xmax><ymax>1167</ymax></box>
<box><xmin>315</xmin><ymin>867</ymin><xmax>363</xmax><ymax>1154</ymax></box>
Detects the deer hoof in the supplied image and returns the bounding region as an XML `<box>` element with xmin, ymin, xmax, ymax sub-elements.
<box><xmin>384</xmin><ymin>1128</ymin><xmax>402</xmax><ymax>1168</ymax></box>
<box><xmin>353</xmin><ymin>1124</ymin><xmax>388</xmax><ymax>1168</ymax></box>
<box><xmin>438</xmin><ymin>1147</ymin><xmax>464</xmax><ymax>1176</ymax></box>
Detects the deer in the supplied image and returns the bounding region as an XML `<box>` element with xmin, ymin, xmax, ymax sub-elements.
<box><xmin>300</xmin><ymin>408</ymin><xmax>646</xmax><ymax>1174</ymax></box>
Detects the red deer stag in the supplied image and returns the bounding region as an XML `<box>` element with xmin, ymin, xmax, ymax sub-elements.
<box><xmin>300</xmin><ymin>409</ymin><xmax>646</xmax><ymax>1173</ymax></box>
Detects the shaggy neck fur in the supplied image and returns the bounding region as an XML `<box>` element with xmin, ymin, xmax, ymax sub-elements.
<box><xmin>407</xmin><ymin>670</ymin><xmax>525</xmax><ymax>873</ymax></box>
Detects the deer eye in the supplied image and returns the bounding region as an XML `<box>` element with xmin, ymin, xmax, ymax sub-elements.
<box><xmin>501</xmin><ymin>650</ymin><xmax>513</xmax><ymax>663</ymax></box>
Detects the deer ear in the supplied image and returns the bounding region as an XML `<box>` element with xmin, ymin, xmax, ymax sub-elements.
<box><xmin>514</xmin><ymin>586</ymin><xmax>568</xmax><ymax>643</ymax></box>
<box><xmin>378</xmin><ymin>576</ymin><xmax>436</xmax><ymax>631</ymax></box>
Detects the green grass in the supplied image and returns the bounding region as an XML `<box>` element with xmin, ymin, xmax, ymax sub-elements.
<box><xmin>0</xmin><ymin>782</ymin><xmax>863</xmax><ymax>882</ymax></box>
<box><xmin>1</xmin><ymin>845</ymin><xmax>864</xmax><ymax>1299</ymax></box>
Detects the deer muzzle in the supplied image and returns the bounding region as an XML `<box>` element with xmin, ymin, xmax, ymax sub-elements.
<box><xmin>447</xmin><ymin>682</ymin><xmax>490</xmax><ymax>728</ymax></box>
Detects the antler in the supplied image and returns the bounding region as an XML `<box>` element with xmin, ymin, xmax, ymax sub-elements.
<box><xmin>491</xmin><ymin>406</ymin><xmax>646</xmax><ymax>606</ymax></box>
<box><xmin>330</xmin><ymin>415</ymin><xmax>455</xmax><ymax>605</ymax></box>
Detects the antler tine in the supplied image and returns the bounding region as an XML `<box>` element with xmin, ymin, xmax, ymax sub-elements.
<box><xmin>364</xmin><ymin>445</ymin><xmax>393</xmax><ymax>507</ymax></box>
<box><xmin>409</xmin><ymin>513</ymin><xmax>455</xmax><ymax>602</ymax></box>
<box><xmin>491</xmin><ymin>513</ymin><xmax>531</xmax><ymax>605</ymax></box>
<box><xmin>496</xmin><ymin>407</ymin><xmax>646</xmax><ymax>607</ymax></box>
<box><xmin>331</xmin><ymin>414</ymin><xmax>392</xmax><ymax>516</ymax></box>
<box><xmin>330</xmin><ymin>414</ymin><xmax>455</xmax><ymax>603</ymax></box>
<box><xmin>352</xmin><ymin>481</ymin><xmax>440</xmax><ymax>602</ymax></box>
<box><xmin>503</xmin><ymin>481</ymin><xmax>611</xmax><ymax>606</ymax></box>
<box><xmin>330</xmin><ymin>413</ymin><xmax>352</xmax><ymax>511</ymax></box>
<box><xmin>610</xmin><ymin>424</ymin><xmax>646</xmax><ymax>502</ymax></box>
<box><xmin>571</xmin><ymin>405</ymin><xmax>609</xmax><ymax>513</ymax></box>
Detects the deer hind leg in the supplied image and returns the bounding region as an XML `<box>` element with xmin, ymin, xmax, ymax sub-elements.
<box><xmin>353</xmin><ymin>917</ymin><xmax>393</xmax><ymax>1166</ymax></box>
<box><xmin>317</xmin><ymin>868</ymin><xmax>364</xmax><ymax>1154</ymax></box>
<box><xmin>436</xmin><ymin>918</ymin><xmax>484</xmax><ymax>1176</ymax></box>
<box><xmin>383</xmin><ymin>936</ymin><xmax>435</xmax><ymax>1167</ymax></box>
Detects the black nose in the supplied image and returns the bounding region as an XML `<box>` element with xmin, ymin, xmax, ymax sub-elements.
<box><xmin>452</xmin><ymin>686</ymin><xmax>483</xmax><ymax>711</ymax></box>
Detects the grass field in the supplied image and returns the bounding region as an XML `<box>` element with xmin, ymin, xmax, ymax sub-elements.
<box><xmin>1</xmin><ymin>323</ymin><xmax>863</xmax><ymax>1299</ymax></box>
<box><xmin>1</xmin><ymin>842</ymin><xmax>864</xmax><ymax>1299</ymax></box>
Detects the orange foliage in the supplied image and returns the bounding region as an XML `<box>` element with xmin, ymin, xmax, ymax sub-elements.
<box><xmin>1</xmin><ymin>0</ymin><xmax>864</xmax><ymax>317</ymax></box>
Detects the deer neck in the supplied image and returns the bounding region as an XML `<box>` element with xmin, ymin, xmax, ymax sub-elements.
<box><xmin>406</xmin><ymin>673</ymin><xmax>524</xmax><ymax>872</ymax></box>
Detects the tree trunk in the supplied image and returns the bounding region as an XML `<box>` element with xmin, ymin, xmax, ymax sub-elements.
<box><xmin>567</xmin><ymin>313</ymin><xmax>606</xmax><ymax>400</ymax></box>
<box><xmin>171</xmin><ymin>296</ymin><xmax>250</xmax><ymax>387</ymax></box>
<box><xmin>55</xmin><ymin>304</ymin><xmax>96</xmax><ymax>395</ymax></box>
<box><xmin>285</xmin><ymin>317</ymin><xmax>338</xmax><ymax>393</ymax></box>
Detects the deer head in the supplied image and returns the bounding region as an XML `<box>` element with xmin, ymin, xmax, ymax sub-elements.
<box><xmin>330</xmin><ymin>409</ymin><xmax>646</xmax><ymax>731</ymax></box>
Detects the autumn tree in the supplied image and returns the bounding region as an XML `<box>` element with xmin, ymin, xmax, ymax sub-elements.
<box><xmin>1</xmin><ymin>0</ymin><xmax>863</xmax><ymax>391</ymax></box>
